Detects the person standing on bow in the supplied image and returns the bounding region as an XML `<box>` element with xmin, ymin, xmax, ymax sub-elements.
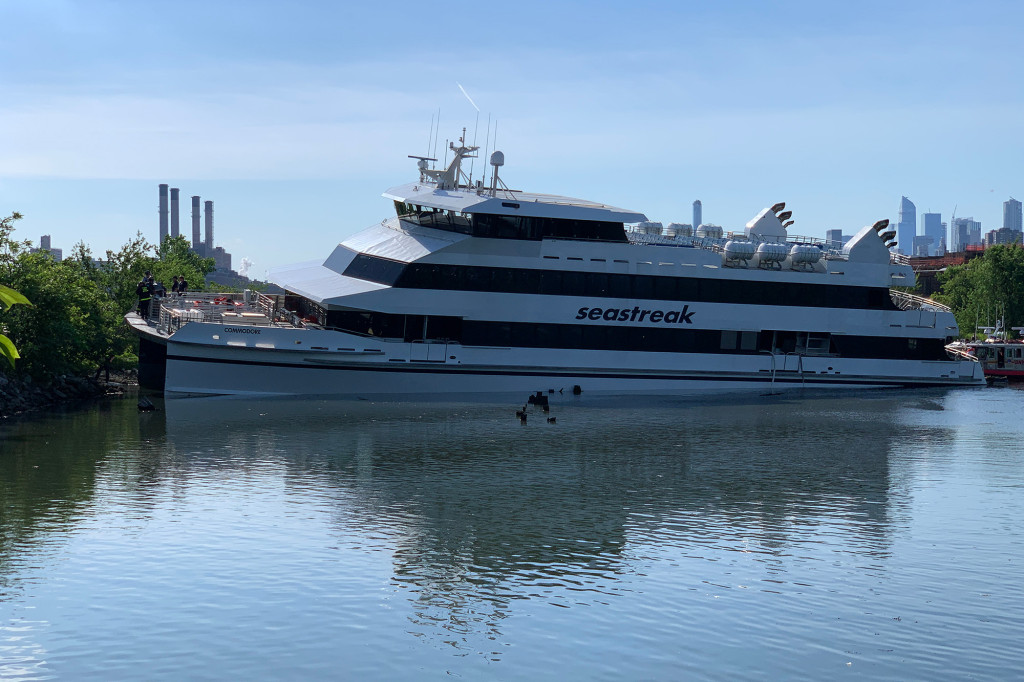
<box><xmin>136</xmin><ymin>270</ymin><xmax>154</xmax><ymax>319</ymax></box>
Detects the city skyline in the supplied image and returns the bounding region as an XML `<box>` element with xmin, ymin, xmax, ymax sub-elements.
<box><xmin>2</xmin><ymin>1</ymin><xmax>1023</xmax><ymax>276</ymax></box>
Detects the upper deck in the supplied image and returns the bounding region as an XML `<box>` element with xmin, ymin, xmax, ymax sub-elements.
<box><xmin>383</xmin><ymin>182</ymin><xmax>646</xmax><ymax>224</ymax></box>
<box><xmin>385</xmin><ymin>134</ymin><xmax>645</xmax><ymax>226</ymax></box>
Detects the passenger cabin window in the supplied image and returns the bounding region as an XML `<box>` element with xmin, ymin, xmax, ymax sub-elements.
<box><xmin>396</xmin><ymin>205</ymin><xmax>627</xmax><ymax>243</ymax></box>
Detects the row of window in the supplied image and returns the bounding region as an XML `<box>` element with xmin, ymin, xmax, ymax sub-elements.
<box><xmin>394</xmin><ymin>203</ymin><xmax>629</xmax><ymax>242</ymax></box>
<box><xmin>342</xmin><ymin>254</ymin><xmax>899</xmax><ymax>311</ymax></box>
<box><xmin>318</xmin><ymin>308</ymin><xmax>947</xmax><ymax>361</ymax></box>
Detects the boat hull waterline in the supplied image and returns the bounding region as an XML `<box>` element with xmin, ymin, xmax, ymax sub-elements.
<box><xmin>161</xmin><ymin>323</ymin><xmax>982</xmax><ymax>398</ymax></box>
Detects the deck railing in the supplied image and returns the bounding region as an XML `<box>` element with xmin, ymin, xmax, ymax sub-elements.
<box><xmin>628</xmin><ymin>231</ymin><xmax>909</xmax><ymax>266</ymax></box>
<box><xmin>153</xmin><ymin>291</ymin><xmax>285</xmax><ymax>334</ymax></box>
<box><xmin>890</xmin><ymin>289</ymin><xmax>951</xmax><ymax>313</ymax></box>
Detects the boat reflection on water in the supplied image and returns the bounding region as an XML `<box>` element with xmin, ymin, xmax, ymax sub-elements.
<box><xmin>159</xmin><ymin>393</ymin><xmax>904</xmax><ymax>644</ymax></box>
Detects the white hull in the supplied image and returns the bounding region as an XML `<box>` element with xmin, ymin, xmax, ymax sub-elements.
<box><xmin>164</xmin><ymin>322</ymin><xmax>983</xmax><ymax>398</ymax></box>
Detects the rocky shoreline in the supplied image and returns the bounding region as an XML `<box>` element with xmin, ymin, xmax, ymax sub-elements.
<box><xmin>0</xmin><ymin>371</ymin><xmax>136</xmax><ymax>418</ymax></box>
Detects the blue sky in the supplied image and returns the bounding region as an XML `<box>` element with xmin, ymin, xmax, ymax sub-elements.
<box><xmin>2</xmin><ymin>0</ymin><xmax>1022</xmax><ymax>277</ymax></box>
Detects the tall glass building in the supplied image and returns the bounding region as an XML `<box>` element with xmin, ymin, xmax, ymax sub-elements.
<box><xmin>951</xmin><ymin>217</ymin><xmax>982</xmax><ymax>252</ymax></box>
<box><xmin>920</xmin><ymin>212</ymin><xmax>944</xmax><ymax>256</ymax></box>
<box><xmin>897</xmin><ymin>196</ymin><xmax>916</xmax><ymax>255</ymax></box>
<box><xmin>1004</xmin><ymin>197</ymin><xmax>1022</xmax><ymax>232</ymax></box>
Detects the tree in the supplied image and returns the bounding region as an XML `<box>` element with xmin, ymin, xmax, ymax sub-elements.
<box><xmin>1</xmin><ymin>213</ymin><xmax>129</xmax><ymax>379</ymax></box>
<box><xmin>934</xmin><ymin>245</ymin><xmax>1024</xmax><ymax>338</ymax></box>
<box><xmin>3</xmin><ymin>250</ymin><xmax>118</xmax><ymax>379</ymax></box>
<box><xmin>0</xmin><ymin>283</ymin><xmax>30</xmax><ymax>368</ymax></box>
<box><xmin>0</xmin><ymin>213</ymin><xmax>31</xmax><ymax>369</ymax></box>
<box><xmin>94</xmin><ymin>232</ymin><xmax>156</xmax><ymax>314</ymax></box>
<box><xmin>153</xmin><ymin>235</ymin><xmax>215</xmax><ymax>292</ymax></box>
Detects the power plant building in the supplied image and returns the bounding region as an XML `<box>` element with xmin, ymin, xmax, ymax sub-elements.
<box><xmin>158</xmin><ymin>184</ymin><xmax>169</xmax><ymax>244</ymax></box>
<box><xmin>170</xmin><ymin>188</ymin><xmax>180</xmax><ymax>238</ymax></box>
<box><xmin>191</xmin><ymin>195</ymin><xmax>202</xmax><ymax>251</ymax></box>
<box><xmin>158</xmin><ymin>183</ymin><xmax>234</xmax><ymax>275</ymax></box>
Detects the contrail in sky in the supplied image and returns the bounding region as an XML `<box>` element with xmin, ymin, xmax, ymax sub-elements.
<box><xmin>457</xmin><ymin>82</ymin><xmax>479</xmax><ymax>112</ymax></box>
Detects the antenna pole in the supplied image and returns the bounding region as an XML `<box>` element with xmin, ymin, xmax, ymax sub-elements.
<box><xmin>483</xmin><ymin>113</ymin><xmax>492</xmax><ymax>189</ymax></box>
<box><xmin>469</xmin><ymin>111</ymin><xmax>480</xmax><ymax>186</ymax></box>
<box><xmin>432</xmin><ymin>110</ymin><xmax>441</xmax><ymax>167</ymax></box>
<box><xmin>426</xmin><ymin>111</ymin><xmax>435</xmax><ymax>158</ymax></box>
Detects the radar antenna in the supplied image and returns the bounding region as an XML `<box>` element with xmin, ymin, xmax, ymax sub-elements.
<box><xmin>420</xmin><ymin>127</ymin><xmax>478</xmax><ymax>190</ymax></box>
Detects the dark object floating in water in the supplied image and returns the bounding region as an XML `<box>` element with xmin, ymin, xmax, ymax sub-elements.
<box><xmin>138</xmin><ymin>397</ymin><xmax>157</xmax><ymax>412</ymax></box>
<box><xmin>572</xmin><ymin>385</ymin><xmax>582</xmax><ymax>395</ymax></box>
<box><xmin>527</xmin><ymin>391</ymin><xmax>549</xmax><ymax>407</ymax></box>
<box><xmin>547</xmin><ymin>417</ymin><xmax>556</xmax><ymax>424</ymax></box>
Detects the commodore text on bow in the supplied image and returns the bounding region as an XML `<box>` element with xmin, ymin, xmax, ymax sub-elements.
<box><xmin>574</xmin><ymin>305</ymin><xmax>694</xmax><ymax>324</ymax></box>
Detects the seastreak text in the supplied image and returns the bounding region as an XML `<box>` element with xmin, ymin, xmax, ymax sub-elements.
<box><xmin>575</xmin><ymin>305</ymin><xmax>694</xmax><ymax>324</ymax></box>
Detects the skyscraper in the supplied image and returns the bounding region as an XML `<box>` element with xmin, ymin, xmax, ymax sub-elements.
<box><xmin>969</xmin><ymin>221</ymin><xmax>982</xmax><ymax>247</ymax></box>
<box><xmin>920</xmin><ymin>212</ymin><xmax>943</xmax><ymax>257</ymax></box>
<box><xmin>1004</xmin><ymin>197</ymin><xmax>1022</xmax><ymax>232</ymax></box>
<box><xmin>693</xmin><ymin>200</ymin><xmax>702</xmax><ymax>229</ymax></box>
<box><xmin>825</xmin><ymin>228</ymin><xmax>844</xmax><ymax>248</ymax></box>
<box><xmin>951</xmin><ymin>217</ymin><xmax>982</xmax><ymax>252</ymax></box>
<box><xmin>897</xmin><ymin>196</ymin><xmax>916</xmax><ymax>255</ymax></box>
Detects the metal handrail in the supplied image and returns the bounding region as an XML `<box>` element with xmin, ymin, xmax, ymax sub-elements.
<box><xmin>889</xmin><ymin>289</ymin><xmax>951</xmax><ymax>313</ymax></box>
<box><xmin>154</xmin><ymin>291</ymin><xmax>285</xmax><ymax>334</ymax></box>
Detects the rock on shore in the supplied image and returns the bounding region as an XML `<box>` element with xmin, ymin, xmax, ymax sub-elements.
<box><xmin>0</xmin><ymin>372</ymin><xmax>134</xmax><ymax>418</ymax></box>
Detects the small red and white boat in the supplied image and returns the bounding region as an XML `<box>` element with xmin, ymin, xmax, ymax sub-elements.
<box><xmin>947</xmin><ymin>323</ymin><xmax>1024</xmax><ymax>379</ymax></box>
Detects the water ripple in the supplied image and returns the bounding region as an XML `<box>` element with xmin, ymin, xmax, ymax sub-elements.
<box><xmin>1</xmin><ymin>389</ymin><xmax>1023</xmax><ymax>679</ymax></box>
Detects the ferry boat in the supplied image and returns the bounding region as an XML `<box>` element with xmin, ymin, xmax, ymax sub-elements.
<box><xmin>127</xmin><ymin>136</ymin><xmax>984</xmax><ymax>397</ymax></box>
<box><xmin>946</xmin><ymin>323</ymin><xmax>1024</xmax><ymax>379</ymax></box>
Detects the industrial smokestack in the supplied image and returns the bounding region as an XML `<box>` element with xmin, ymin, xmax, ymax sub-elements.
<box><xmin>158</xmin><ymin>184</ymin><xmax>169</xmax><ymax>244</ymax></box>
<box><xmin>170</xmin><ymin>188</ymin><xmax>180</xmax><ymax>238</ymax></box>
<box><xmin>191</xmin><ymin>196</ymin><xmax>201</xmax><ymax>251</ymax></box>
<box><xmin>204</xmin><ymin>200</ymin><xmax>214</xmax><ymax>251</ymax></box>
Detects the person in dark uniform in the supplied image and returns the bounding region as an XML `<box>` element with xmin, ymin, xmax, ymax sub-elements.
<box><xmin>137</xmin><ymin>270</ymin><xmax>154</xmax><ymax>320</ymax></box>
<box><xmin>176</xmin><ymin>275</ymin><xmax>188</xmax><ymax>296</ymax></box>
<box><xmin>170</xmin><ymin>276</ymin><xmax>181</xmax><ymax>295</ymax></box>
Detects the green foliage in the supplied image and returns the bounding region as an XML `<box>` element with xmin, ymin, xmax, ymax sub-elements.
<box><xmin>93</xmin><ymin>232</ymin><xmax>156</xmax><ymax>314</ymax></box>
<box><xmin>0</xmin><ymin>214</ymin><xmax>217</xmax><ymax>380</ymax></box>
<box><xmin>152</xmin><ymin>235</ymin><xmax>215</xmax><ymax>293</ymax></box>
<box><xmin>0</xmin><ymin>281</ymin><xmax>30</xmax><ymax>368</ymax></box>
<box><xmin>0</xmin><ymin>282</ymin><xmax>30</xmax><ymax>309</ymax></box>
<box><xmin>3</xmin><ymin>252</ymin><xmax>116</xmax><ymax>379</ymax></box>
<box><xmin>0</xmin><ymin>214</ymin><xmax>32</xmax><ymax>368</ymax></box>
<box><xmin>935</xmin><ymin>245</ymin><xmax>1024</xmax><ymax>338</ymax></box>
